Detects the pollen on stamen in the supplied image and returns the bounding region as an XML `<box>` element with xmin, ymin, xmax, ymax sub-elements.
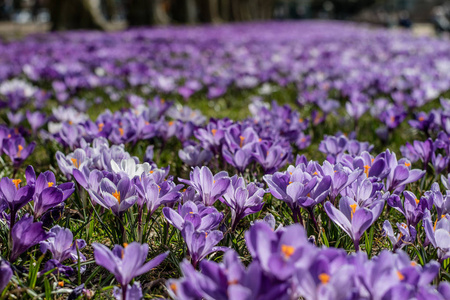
<box><xmin>350</xmin><ymin>204</ymin><xmax>357</xmax><ymax>219</ymax></box>
<box><xmin>12</xmin><ymin>179</ymin><xmax>22</xmax><ymax>189</ymax></box>
<box><xmin>17</xmin><ymin>144</ymin><xmax>24</xmax><ymax>157</ymax></box>
<box><xmin>318</xmin><ymin>273</ymin><xmax>330</xmax><ymax>284</ymax></box>
<box><xmin>71</xmin><ymin>158</ymin><xmax>79</xmax><ymax>168</ymax></box>
<box><xmin>123</xmin><ymin>243</ymin><xmax>128</xmax><ymax>248</ymax></box>
<box><xmin>404</xmin><ymin>162</ymin><xmax>411</xmax><ymax>167</ymax></box>
<box><xmin>48</xmin><ymin>182</ymin><xmax>54</xmax><ymax>187</ymax></box>
<box><xmin>281</xmin><ymin>244</ymin><xmax>294</xmax><ymax>259</ymax></box>
<box><xmin>239</xmin><ymin>136</ymin><xmax>245</xmax><ymax>148</ymax></box>
<box><xmin>211</xmin><ymin>129</ymin><xmax>217</xmax><ymax>136</ymax></box>
<box><xmin>396</xmin><ymin>271</ymin><xmax>405</xmax><ymax>281</ymax></box>
<box><xmin>119</xmin><ymin>127</ymin><xmax>124</xmax><ymax>136</ymax></box>
<box><xmin>112</xmin><ymin>190</ymin><xmax>121</xmax><ymax>203</ymax></box>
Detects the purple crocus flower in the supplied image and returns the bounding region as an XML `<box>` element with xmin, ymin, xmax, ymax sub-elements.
<box><xmin>179</xmin><ymin>166</ymin><xmax>230</xmax><ymax>206</ymax></box>
<box><xmin>26</xmin><ymin>111</ymin><xmax>47</xmax><ymax>133</ymax></box>
<box><xmin>3</xmin><ymin>136</ymin><xmax>35</xmax><ymax>167</ymax></box>
<box><xmin>423</xmin><ymin>210</ymin><xmax>450</xmax><ymax>263</ymax></box>
<box><xmin>324</xmin><ymin>196</ymin><xmax>385</xmax><ymax>251</ymax></box>
<box><xmin>181</xmin><ymin>221</ymin><xmax>227</xmax><ymax>268</ymax></box>
<box><xmin>0</xmin><ymin>177</ymin><xmax>34</xmax><ymax>223</ymax></box>
<box><xmin>40</xmin><ymin>225</ymin><xmax>86</xmax><ymax>275</ymax></box>
<box><xmin>89</xmin><ymin>176</ymin><xmax>138</xmax><ymax>217</ymax></box>
<box><xmin>93</xmin><ymin>242</ymin><xmax>168</xmax><ymax>300</ymax></box>
<box><xmin>134</xmin><ymin>175</ymin><xmax>182</xmax><ymax>215</ymax></box>
<box><xmin>383</xmin><ymin>149</ymin><xmax>425</xmax><ymax>194</ymax></box>
<box><xmin>245</xmin><ymin>221</ymin><xmax>316</xmax><ymax>280</ymax></box>
<box><xmin>178</xmin><ymin>145</ymin><xmax>213</xmax><ymax>167</ymax></box>
<box><xmin>220</xmin><ymin>175</ymin><xmax>265</xmax><ymax>231</ymax></box>
<box><xmin>383</xmin><ymin>220</ymin><xmax>417</xmax><ymax>251</ymax></box>
<box><xmin>163</xmin><ymin>201</ymin><xmax>223</xmax><ymax>232</ymax></box>
<box><xmin>0</xmin><ymin>259</ymin><xmax>12</xmax><ymax>292</ymax></box>
<box><xmin>400</xmin><ymin>139</ymin><xmax>433</xmax><ymax>169</ymax></box>
<box><xmin>10</xmin><ymin>214</ymin><xmax>54</xmax><ymax>262</ymax></box>
<box><xmin>387</xmin><ymin>191</ymin><xmax>429</xmax><ymax>228</ymax></box>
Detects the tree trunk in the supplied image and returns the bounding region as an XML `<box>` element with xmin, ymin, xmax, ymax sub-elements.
<box><xmin>48</xmin><ymin>0</ymin><xmax>113</xmax><ymax>31</ymax></box>
<box><xmin>196</xmin><ymin>0</ymin><xmax>220</xmax><ymax>23</ymax></box>
<box><xmin>171</xmin><ymin>0</ymin><xmax>196</xmax><ymax>24</ymax></box>
<box><xmin>126</xmin><ymin>0</ymin><xmax>169</xmax><ymax>26</ymax></box>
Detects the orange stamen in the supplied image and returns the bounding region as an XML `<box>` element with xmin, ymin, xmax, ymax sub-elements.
<box><xmin>12</xmin><ymin>179</ymin><xmax>21</xmax><ymax>189</ymax></box>
<box><xmin>71</xmin><ymin>158</ymin><xmax>79</xmax><ymax>168</ymax></box>
<box><xmin>350</xmin><ymin>204</ymin><xmax>357</xmax><ymax>219</ymax></box>
<box><xmin>112</xmin><ymin>190</ymin><xmax>121</xmax><ymax>203</ymax></box>
<box><xmin>364</xmin><ymin>165</ymin><xmax>370</xmax><ymax>177</ymax></box>
<box><xmin>281</xmin><ymin>244</ymin><xmax>294</xmax><ymax>259</ymax></box>
<box><xmin>47</xmin><ymin>182</ymin><xmax>54</xmax><ymax>187</ymax></box>
<box><xmin>239</xmin><ymin>136</ymin><xmax>245</xmax><ymax>148</ymax></box>
<box><xmin>17</xmin><ymin>145</ymin><xmax>23</xmax><ymax>158</ymax></box>
<box><xmin>397</xmin><ymin>271</ymin><xmax>405</xmax><ymax>281</ymax></box>
<box><xmin>98</xmin><ymin>123</ymin><xmax>104</xmax><ymax>132</ymax></box>
<box><xmin>318</xmin><ymin>273</ymin><xmax>330</xmax><ymax>284</ymax></box>
<box><xmin>211</xmin><ymin>129</ymin><xmax>217</xmax><ymax>136</ymax></box>
<box><xmin>119</xmin><ymin>128</ymin><xmax>124</xmax><ymax>136</ymax></box>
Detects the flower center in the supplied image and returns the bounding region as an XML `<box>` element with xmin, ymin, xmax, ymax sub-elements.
<box><xmin>17</xmin><ymin>144</ymin><xmax>23</xmax><ymax>158</ymax></box>
<box><xmin>119</xmin><ymin>127</ymin><xmax>124</xmax><ymax>136</ymax></box>
<box><xmin>98</xmin><ymin>123</ymin><xmax>104</xmax><ymax>132</ymax></box>
<box><xmin>318</xmin><ymin>273</ymin><xmax>330</xmax><ymax>284</ymax></box>
<box><xmin>350</xmin><ymin>204</ymin><xmax>357</xmax><ymax>219</ymax></box>
<box><xmin>404</xmin><ymin>162</ymin><xmax>411</xmax><ymax>167</ymax></box>
<box><xmin>48</xmin><ymin>182</ymin><xmax>54</xmax><ymax>187</ymax></box>
<box><xmin>112</xmin><ymin>190</ymin><xmax>121</xmax><ymax>203</ymax></box>
<box><xmin>281</xmin><ymin>244</ymin><xmax>294</xmax><ymax>259</ymax></box>
<box><xmin>170</xmin><ymin>283</ymin><xmax>177</xmax><ymax>295</ymax></box>
<box><xmin>168</xmin><ymin>121</ymin><xmax>174</xmax><ymax>126</ymax></box>
<box><xmin>71</xmin><ymin>158</ymin><xmax>79</xmax><ymax>168</ymax></box>
<box><xmin>415</xmin><ymin>198</ymin><xmax>419</xmax><ymax>204</ymax></box>
<box><xmin>418</xmin><ymin>116</ymin><xmax>425</xmax><ymax>121</ymax></box>
<box><xmin>211</xmin><ymin>129</ymin><xmax>217</xmax><ymax>136</ymax></box>
<box><xmin>239</xmin><ymin>136</ymin><xmax>245</xmax><ymax>148</ymax></box>
<box><xmin>12</xmin><ymin>179</ymin><xmax>21</xmax><ymax>189</ymax></box>
<box><xmin>397</xmin><ymin>271</ymin><xmax>404</xmax><ymax>281</ymax></box>
<box><xmin>364</xmin><ymin>165</ymin><xmax>370</xmax><ymax>177</ymax></box>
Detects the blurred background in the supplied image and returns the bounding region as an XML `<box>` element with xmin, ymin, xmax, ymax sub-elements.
<box><xmin>0</xmin><ymin>0</ymin><xmax>449</xmax><ymax>36</ymax></box>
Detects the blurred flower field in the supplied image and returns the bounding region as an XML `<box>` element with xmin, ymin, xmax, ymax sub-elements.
<box><xmin>1</xmin><ymin>21</ymin><xmax>450</xmax><ymax>299</ymax></box>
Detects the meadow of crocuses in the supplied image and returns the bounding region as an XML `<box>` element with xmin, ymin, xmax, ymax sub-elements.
<box><xmin>1</xmin><ymin>20</ymin><xmax>450</xmax><ymax>299</ymax></box>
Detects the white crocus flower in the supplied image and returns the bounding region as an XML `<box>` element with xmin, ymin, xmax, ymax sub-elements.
<box><xmin>111</xmin><ymin>158</ymin><xmax>151</xmax><ymax>179</ymax></box>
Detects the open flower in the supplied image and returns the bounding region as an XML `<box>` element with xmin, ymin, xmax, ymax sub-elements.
<box><xmin>93</xmin><ymin>242</ymin><xmax>168</xmax><ymax>299</ymax></box>
<box><xmin>324</xmin><ymin>196</ymin><xmax>384</xmax><ymax>251</ymax></box>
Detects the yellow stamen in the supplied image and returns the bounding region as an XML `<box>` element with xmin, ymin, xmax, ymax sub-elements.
<box><xmin>434</xmin><ymin>219</ymin><xmax>438</xmax><ymax>231</ymax></box>
<box><xmin>299</xmin><ymin>118</ymin><xmax>304</xmax><ymax>123</ymax></box>
<box><xmin>411</xmin><ymin>261</ymin><xmax>417</xmax><ymax>267</ymax></box>
<box><xmin>119</xmin><ymin>128</ymin><xmax>124</xmax><ymax>136</ymax></box>
<box><xmin>211</xmin><ymin>129</ymin><xmax>217</xmax><ymax>136</ymax></box>
<box><xmin>313</xmin><ymin>172</ymin><xmax>318</xmax><ymax>175</ymax></box>
<box><xmin>17</xmin><ymin>144</ymin><xmax>23</xmax><ymax>158</ymax></box>
<box><xmin>7</xmin><ymin>134</ymin><xmax>11</xmax><ymax>138</ymax></box>
<box><xmin>123</xmin><ymin>243</ymin><xmax>128</xmax><ymax>248</ymax></box>
<box><xmin>418</xmin><ymin>116</ymin><xmax>425</xmax><ymax>122</ymax></box>
<box><xmin>239</xmin><ymin>136</ymin><xmax>245</xmax><ymax>148</ymax></box>
<box><xmin>228</xmin><ymin>279</ymin><xmax>239</xmax><ymax>285</ymax></box>
<box><xmin>390</xmin><ymin>116</ymin><xmax>395</xmax><ymax>123</ymax></box>
<box><xmin>364</xmin><ymin>165</ymin><xmax>370</xmax><ymax>177</ymax></box>
<box><xmin>71</xmin><ymin>158</ymin><xmax>79</xmax><ymax>168</ymax></box>
<box><xmin>404</xmin><ymin>162</ymin><xmax>411</xmax><ymax>167</ymax></box>
<box><xmin>281</xmin><ymin>244</ymin><xmax>294</xmax><ymax>259</ymax></box>
<box><xmin>47</xmin><ymin>182</ymin><xmax>54</xmax><ymax>187</ymax></box>
<box><xmin>161</xmin><ymin>99</ymin><xmax>165</xmax><ymax>104</ymax></box>
<box><xmin>205</xmin><ymin>232</ymin><xmax>208</xmax><ymax>238</ymax></box>
<box><xmin>58</xmin><ymin>281</ymin><xmax>64</xmax><ymax>287</ymax></box>
<box><xmin>112</xmin><ymin>190</ymin><xmax>121</xmax><ymax>203</ymax></box>
<box><xmin>168</xmin><ymin>121</ymin><xmax>174</xmax><ymax>126</ymax></box>
<box><xmin>12</xmin><ymin>179</ymin><xmax>21</xmax><ymax>189</ymax></box>
<box><xmin>288</xmin><ymin>181</ymin><xmax>293</xmax><ymax>185</ymax></box>
<box><xmin>258</xmin><ymin>138</ymin><xmax>262</xmax><ymax>142</ymax></box>
<box><xmin>98</xmin><ymin>123</ymin><xmax>104</xmax><ymax>132</ymax></box>
<box><xmin>300</xmin><ymin>137</ymin><xmax>306</xmax><ymax>143</ymax></box>
<box><xmin>150</xmin><ymin>170</ymin><xmax>154</xmax><ymax>174</ymax></box>
<box><xmin>415</xmin><ymin>198</ymin><xmax>419</xmax><ymax>204</ymax></box>
<box><xmin>170</xmin><ymin>283</ymin><xmax>177</xmax><ymax>295</ymax></box>
<box><xmin>397</xmin><ymin>271</ymin><xmax>404</xmax><ymax>281</ymax></box>
<box><xmin>318</xmin><ymin>273</ymin><xmax>330</xmax><ymax>284</ymax></box>
<box><xmin>68</xmin><ymin>121</ymin><xmax>73</xmax><ymax>125</ymax></box>
<box><xmin>350</xmin><ymin>204</ymin><xmax>357</xmax><ymax>219</ymax></box>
